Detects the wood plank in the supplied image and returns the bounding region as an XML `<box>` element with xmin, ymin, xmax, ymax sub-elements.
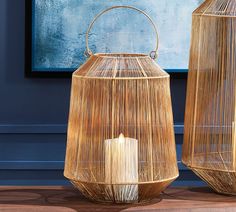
<box><xmin>0</xmin><ymin>186</ymin><xmax>236</xmax><ymax>211</ymax></box>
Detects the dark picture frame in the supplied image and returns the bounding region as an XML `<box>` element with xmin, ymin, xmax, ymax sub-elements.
<box><xmin>25</xmin><ymin>1</ymin><xmax>73</xmax><ymax>78</ymax></box>
<box><xmin>25</xmin><ymin>0</ymin><xmax>188</xmax><ymax>78</ymax></box>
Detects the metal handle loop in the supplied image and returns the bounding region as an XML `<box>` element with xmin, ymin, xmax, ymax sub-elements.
<box><xmin>85</xmin><ymin>5</ymin><xmax>159</xmax><ymax>60</ymax></box>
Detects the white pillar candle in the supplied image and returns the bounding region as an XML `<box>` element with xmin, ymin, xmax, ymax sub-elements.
<box><xmin>105</xmin><ymin>133</ymin><xmax>138</xmax><ymax>202</ymax></box>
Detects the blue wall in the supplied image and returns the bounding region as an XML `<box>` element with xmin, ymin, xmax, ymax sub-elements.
<box><xmin>0</xmin><ymin>0</ymin><xmax>202</xmax><ymax>186</ymax></box>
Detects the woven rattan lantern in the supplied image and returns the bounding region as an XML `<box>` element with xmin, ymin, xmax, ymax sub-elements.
<box><xmin>64</xmin><ymin>6</ymin><xmax>178</xmax><ymax>203</ymax></box>
<box><xmin>182</xmin><ymin>0</ymin><xmax>236</xmax><ymax>194</ymax></box>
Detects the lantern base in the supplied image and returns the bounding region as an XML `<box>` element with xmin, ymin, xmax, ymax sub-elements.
<box><xmin>67</xmin><ymin>177</ymin><xmax>177</xmax><ymax>204</ymax></box>
<box><xmin>186</xmin><ymin>166</ymin><xmax>236</xmax><ymax>195</ymax></box>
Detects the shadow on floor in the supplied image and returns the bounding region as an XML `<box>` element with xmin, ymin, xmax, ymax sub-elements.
<box><xmin>0</xmin><ymin>187</ymin><xmax>162</xmax><ymax>212</ymax></box>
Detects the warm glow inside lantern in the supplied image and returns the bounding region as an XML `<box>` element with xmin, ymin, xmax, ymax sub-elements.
<box><xmin>64</xmin><ymin>6</ymin><xmax>178</xmax><ymax>203</ymax></box>
<box><xmin>182</xmin><ymin>0</ymin><xmax>236</xmax><ymax>195</ymax></box>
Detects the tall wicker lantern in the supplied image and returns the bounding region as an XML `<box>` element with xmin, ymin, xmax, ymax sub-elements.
<box><xmin>64</xmin><ymin>6</ymin><xmax>179</xmax><ymax>203</ymax></box>
<box><xmin>182</xmin><ymin>0</ymin><xmax>236</xmax><ymax>194</ymax></box>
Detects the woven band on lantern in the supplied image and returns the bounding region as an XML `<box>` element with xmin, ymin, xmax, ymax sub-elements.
<box><xmin>64</xmin><ymin>6</ymin><xmax>179</xmax><ymax>203</ymax></box>
<box><xmin>182</xmin><ymin>0</ymin><xmax>236</xmax><ymax>195</ymax></box>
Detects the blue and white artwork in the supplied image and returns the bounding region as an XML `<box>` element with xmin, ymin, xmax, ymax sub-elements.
<box><xmin>32</xmin><ymin>0</ymin><xmax>204</xmax><ymax>72</ymax></box>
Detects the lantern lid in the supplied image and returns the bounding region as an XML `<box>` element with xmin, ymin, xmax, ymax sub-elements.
<box><xmin>194</xmin><ymin>0</ymin><xmax>236</xmax><ymax>17</ymax></box>
<box><xmin>73</xmin><ymin>54</ymin><xmax>168</xmax><ymax>79</ymax></box>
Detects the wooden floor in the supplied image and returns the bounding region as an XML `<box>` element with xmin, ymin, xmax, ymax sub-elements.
<box><xmin>0</xmin><ymin>186</ymin><xmax>236</xmax><ymax>211</ymax></box>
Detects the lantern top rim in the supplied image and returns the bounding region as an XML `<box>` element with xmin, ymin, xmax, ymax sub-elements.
<box><xmin>73</xmin><ymin>54</ymin><xmax>169</xmax><ymax>79</ymax></box>
<box><xmin>93</xmin><ymin>53</ymin><xmax>150</xmax><ymax>59</ymax></box>
<box><xmin>193</xmin><ymin>13</ymin><xmax>236</xmax><ymax>18</ymax></box>
<box><xmin>193</xmin><ymin>0</ymin><xmax>236</xmax><ymax>18</ymax></box>
<box><xmin>72</xmin><ymin>75</ymin><xmax>169</xmax><ymax>80</ymax></box>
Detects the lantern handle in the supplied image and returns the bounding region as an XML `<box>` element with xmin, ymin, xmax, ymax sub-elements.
<box><xmin>85</xmin><ymin>5</ymin><xmax>159</xmax><ymax>60</ymax></box>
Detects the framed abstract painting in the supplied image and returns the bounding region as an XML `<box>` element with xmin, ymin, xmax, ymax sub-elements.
<box><xmin>25</xmin><ymin>0</ymin><xmax>204</xmax><ymax>77</ymax></box>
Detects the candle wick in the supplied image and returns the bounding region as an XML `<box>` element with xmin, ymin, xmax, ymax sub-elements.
<box><xmin>119</xmin><ymin>133</ymin><xmax>125</xmax><ymax>142</ymax></box>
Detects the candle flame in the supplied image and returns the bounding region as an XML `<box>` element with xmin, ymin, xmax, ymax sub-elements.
<box><xmin>119</xmin><ymin>133</ymin><xmax>125</xmax><ymax>142</ymax></box>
